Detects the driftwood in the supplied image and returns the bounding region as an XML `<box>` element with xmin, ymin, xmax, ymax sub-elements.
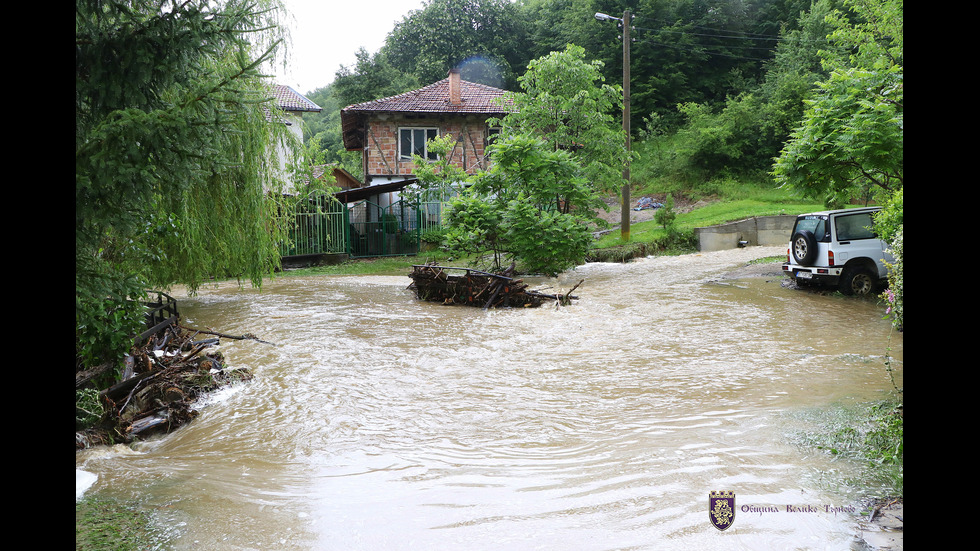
<box><xmin>76</xmin><ymin>323</ymin><xmax>265</xmax><ymax>450</ymax></box>
<box><xmin>407</xmin><ymin>263</ymin><xmax>582</xmax><ymax>309</ymax></box>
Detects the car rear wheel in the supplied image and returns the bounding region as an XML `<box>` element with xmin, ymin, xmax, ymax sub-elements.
<box><xmin>839</xmin><ymin>267</ymin><xmax>875</xmax><ymax>296</ymax></box>
<box><xmin>791</xmin><ymin>230</ymin><xmax>818</xmax><ymax>265</ymax></box>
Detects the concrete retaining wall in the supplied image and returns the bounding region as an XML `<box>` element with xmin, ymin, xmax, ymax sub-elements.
<box><xmin>695</xmin><ymin>215</ymin><xmax>796</xmax><ymax>252</ymax></box>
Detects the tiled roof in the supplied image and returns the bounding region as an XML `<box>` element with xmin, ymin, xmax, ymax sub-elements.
<box><xmin>341</xmin><ymin>76</ymin><xmax>512</xmax><ymax>150</ymax></box>
<box><xmin>273</xmin><ymin>85</ymin><xmax>322</xmax><ymax>112</ymax></box>
<box><xmin>341</xmin><ymin>77</ymin><xmax>510</xmax><ymax>116</ymax></box>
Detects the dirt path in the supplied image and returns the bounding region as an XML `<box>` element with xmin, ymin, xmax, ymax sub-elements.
<box><xmin>596</xmin><ymin>193</ymin><xmax>717</xmax><ymax>227</ymax></box>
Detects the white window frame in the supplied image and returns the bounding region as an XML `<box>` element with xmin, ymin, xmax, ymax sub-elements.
<box><xmin>399</xmin><ymin>127</ymin><xmax>439</xmax><ymax>161</ymax></box>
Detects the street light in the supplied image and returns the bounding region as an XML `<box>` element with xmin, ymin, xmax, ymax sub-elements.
<box><xmin>596</xmin><ymin>10</ymin><xmax>632</xmax><ymax>242</ymax></box>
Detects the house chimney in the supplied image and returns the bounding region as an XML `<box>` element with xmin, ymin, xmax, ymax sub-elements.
<box><xmin>449</xmin><ymin>68</ymin><xmax>461</xmax><ymax>106</ymax></box>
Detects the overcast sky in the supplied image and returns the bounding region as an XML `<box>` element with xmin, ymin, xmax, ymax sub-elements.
<box><xmin>273</xmin><ymin>0</ymin><xmax>427</xmax><ymax>94</ymax></box>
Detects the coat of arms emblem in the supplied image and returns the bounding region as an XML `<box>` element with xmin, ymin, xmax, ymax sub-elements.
<box><xmin>709</xmin><ymin>490</ymin><xmax>735</xmax><ymax>531</ymax></box>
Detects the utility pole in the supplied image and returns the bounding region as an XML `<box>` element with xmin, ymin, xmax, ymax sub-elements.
<box><xmin>595</xmin><ymin>10</ymin><xmax>634</xmax><ymax>242</ymax></box>
<box><xmin>621</xmin><ymin>9</ymin><xmax>631</xmax><ymax>242</ymax></box>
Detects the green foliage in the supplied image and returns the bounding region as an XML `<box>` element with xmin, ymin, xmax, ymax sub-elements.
<box><xmin>634</xmin><ymin>0</ymin><xmax>839</xmax><ymax>186</ymax></box>
<box><xmin>873</xmin><ymin>187</ymin><xmax>903</xmax><ymax>245</ymax></box>
<box><xmin>495</xmin><ymin>44</ymin><xmax>627</xmax><ymax>197</ymax></box>
<box><xmin>332</xmin><ymin>48</ymin><xmax>419</xmax><ymax>108</ymax></box>
<box><xmin>444</xmin><ymin>132</ymin><xmax>598</xmax><ymax>275</ymax></box>
<box><xmin>301</xmin><ymin>84</ymin><xmax>365</xmax><ymax>179</ymax></box>
<box><xmin>76</xmin><ymin>388</ymin><xmax>105</xmax><ymax>430</ymax></box>
<box><xmin>654</xmin><ymin>193</ymin><xmax>677</xmax><ymax>232</ymax></box>
<box><xmin>406</xmin><ymin>134</ymin><xmax>471</xmax><ymax>204</ymax></box>
<box><xmin>674</xmin><ymin>96</ymin><xmax>767</xmax><ymax>175</ymax></box>
<box><xmin>501</xmin><ymin>199</ymin><xmax>593</xmax><ymax>276</ymax></box>
<box><xmin>792</xmin><ymin>396</ymin><xmax>903</xmax><ymax>494</ymax></box>
<box><xmin>472</xmin><ymin>134</ymin><xmax>602</xmax><ymax>216</ymax></box>
<box><xmin>76</xmin><ymin>0</ymin><xmax>295</xmax><ymax>371</ymax></box>
<box><xmin>383</xmin><ymin>0</ymin><xmax>528</xmax><ymax>88</ymax></box>
<box><xmin>772</xmin><ymin>67</ymin><xmax>903</xmax><ymax>207</ymax></box>
<box><xmin>880</xmin><ymin>227</ymin><xmax>903</xmax><ymax>330</ymax></box>
<box><xmin>444</xmin><ymin>193</ymin><xmax>506</xmax><ymax>265</ymax></box>
<box><xmin>773</xmin><ymin>0</ymin><xmax>903</xmax><ymax>207</ymax></box>
<box><xmin>420</xmin><ymin>226</ymin><xmax>451</xmax><ymax>245</ymax></box>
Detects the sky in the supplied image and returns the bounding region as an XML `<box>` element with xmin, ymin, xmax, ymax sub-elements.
<box><xmin>273</xmin><ymin>0</ymin><xmax>428</xmax><ymax>94</ymax></box>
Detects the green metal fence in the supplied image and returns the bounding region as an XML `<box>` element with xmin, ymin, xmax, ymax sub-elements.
<box><xmin>282</xmin><ymin>193</ymin><xmax>451</xmax><ymax>260</ymax></box>
<box><xmin>348</xmin><ymin>198</ymin><xmax>425</xmax><ymax>257</ymax></box>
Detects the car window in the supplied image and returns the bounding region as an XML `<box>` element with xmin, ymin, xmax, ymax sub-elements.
<box><xmin>794</xmin><ymin>216</ymin><xmax>829</xmax><ymax>242</ymax></box>
<box><xmin>834</xmin><ymin>212</ymin><xmax>876</xmax><ymax>241</ymax></box>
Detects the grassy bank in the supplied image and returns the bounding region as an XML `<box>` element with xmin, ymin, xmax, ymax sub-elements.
<box><xmin>594</xmin><ymin>187</ymin><xmax>824</xmax><ymax>250</ymax></box>
<box><xmin>791</xmin><ymin>393</ymin><xmax>904</xmax><ymax>498</ymax></box>
<box><xmin>76</xmin><ymin>497</ymin><xmax>157</xmax><ymax>550</ymax></box>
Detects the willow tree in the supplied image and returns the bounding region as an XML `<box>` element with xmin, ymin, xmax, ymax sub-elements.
<box><xmin>76</xmin><ymin>0</ymin><xmax>297</xmax><ymax>370</ymax></box>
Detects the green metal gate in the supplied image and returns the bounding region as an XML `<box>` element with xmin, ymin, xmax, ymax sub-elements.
<box><xmin>281</xmin><ymin>192</ymin><xmax>350</xmax><ymax>257</ymax></box>
<box><xmin>348</xmin><ymin>199</ymin><xmax>426</xmax><ymax>257</ymax></box>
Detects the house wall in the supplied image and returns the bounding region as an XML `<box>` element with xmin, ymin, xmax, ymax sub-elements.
<box><xmin>364</xmin><ymin>115</ymin><xmax>494</xmax><ymax>182</ymax></box>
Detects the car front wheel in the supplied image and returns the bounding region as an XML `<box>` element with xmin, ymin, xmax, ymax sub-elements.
<box><xmin>839</xmin><ymin>267</ymin><xmax>876</xmax><ymax>296</ymax></box>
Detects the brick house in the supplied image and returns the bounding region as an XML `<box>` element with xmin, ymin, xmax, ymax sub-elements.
<box><xmin>335</xmin><ymin>70</ymin><xmax>512</xmax><ymax>257</ymax></box>
<box><xmin>340</xmin><ymin>69</ymin><xmax>511</xmax><ymax>193</ymax></box>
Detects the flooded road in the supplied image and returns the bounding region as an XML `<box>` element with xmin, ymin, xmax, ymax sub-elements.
<box><xmin>76</xmin><ymin>246</ymin><xmax>902</xmax><ymax>550</ymax></box>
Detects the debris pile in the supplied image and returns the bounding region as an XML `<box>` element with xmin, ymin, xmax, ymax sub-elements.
<box><xmin>75</xmin><ymin>324</ymin><xmax>266</xmax><ymax>450</ymax></box>
<box><xmin>408</xmin><ymin>263</ymin><xmax>582</xmax><ymax>309</ymax></box>
<box><xmin>633</xmin><ymin>197</ymin><xmax>664</xmax><ymax>211</ymax></box>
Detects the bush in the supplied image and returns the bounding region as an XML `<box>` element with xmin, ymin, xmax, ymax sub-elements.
<box><xmin>502</xmin><ymin>200</ymin><xmax>593</xmax><ymax>276</ymax></box>
<box><xmin>881</xmin><ymin>228</ymin><xmax>903</xmax><ymax>330</ymax></box>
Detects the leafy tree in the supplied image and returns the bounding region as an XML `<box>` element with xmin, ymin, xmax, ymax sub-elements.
<box><xmin>654</xmin><ymin>193</ymin><xmax>677</xmax><ymax>231</ymax></box>
<box><xmin>302</xmin><ymin>83</ymin><xmax>364</xmax><ymax>179</ymax></box>
<box><xmin>441</xmin><ymin>45</ymin><xmax>626</xmax><ymax>275</ymax></box>
<box><xmin>76</xmin><ymin>0</ymin><xmax>295</xmax><ymax>370</ymax></box>
<box><xmin>445</xmin><ymin>134</ymin><xmax>595</xmax><ymax>275</ymax></box>
<box><xmin>383</xmin><ymin>0</ymin><xmax>530</xmax><ymax>89</ymax></box>
<box><xmin>772</xmin><ymin>66</ymin><xmax>902</xmax><ymax>206</ymax></box>
<box><xmin>772</xmin><ymin>0</ymin><xmax>902</xmax><ymax>207</ymax></box>
<box><xmin>500</xmin><ymin>198</ymin><xmax>594</xmax><ymax>276</ymax></box>
<box><xmin>495</xmin><ymin>44</ymin><xmax>628</xmax><ymax>199</ymax></box>
<box><xmin>332</xmin><ymin>48</ymin><xmax>419</xmax><ymax>109</ymax></box>
<box><xmin>406</xmin><ymin>133</ymin><xmax>471</xmax><ymax>204</ymax></box>
<box><xmin>634</xmin><ymin>0</ymin><xmax>841</xmax><ymax>185</ymax></box>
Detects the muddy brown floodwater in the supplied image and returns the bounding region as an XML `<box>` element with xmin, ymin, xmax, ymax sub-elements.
<box><xmin>76</xmin><ymin>246</ymin><xmax>902</xmax><ymax>550</ymax></box>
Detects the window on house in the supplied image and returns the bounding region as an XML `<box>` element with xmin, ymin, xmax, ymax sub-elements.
<box><xmin>400</xmin><ymin>128</ymin><xmax>439</xmax><ymax>161</ymax></box>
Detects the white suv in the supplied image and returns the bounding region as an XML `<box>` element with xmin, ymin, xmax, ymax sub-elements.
<box><xmin>782</xmin><ymin>207</ymin><xmax>894</xmax><ymax>295</ymax></box>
